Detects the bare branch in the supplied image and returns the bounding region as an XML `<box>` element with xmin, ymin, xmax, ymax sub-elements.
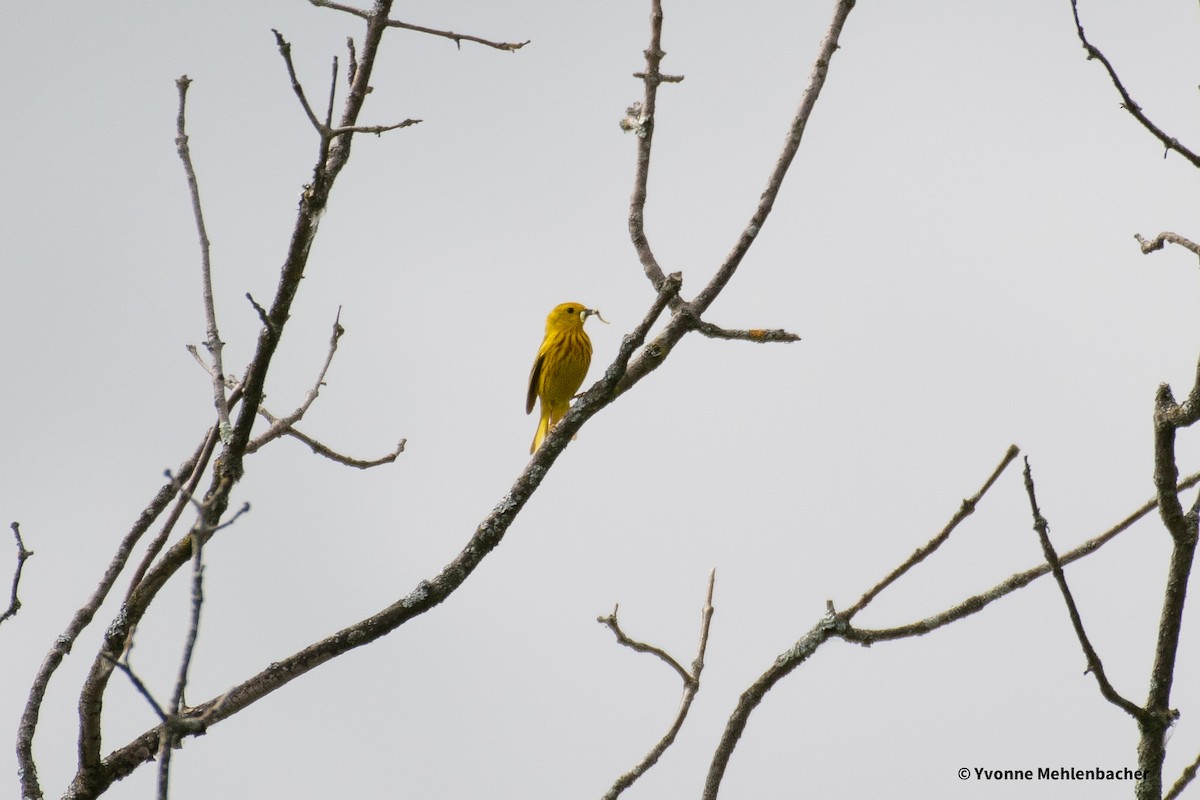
<box><xmin>17</xmin><ymin>439</ymin><xmax>207</xmax><ymax>799</ymax></box>
<box><xmin>693</xmin><ymin>0</ymin><xmax>855</xmax><ymax>314</ymax></box>
<box><xmin>385</xmin><ymin>19</ymin><xmax>528</xmax><ymax>52</ymax></box>
<box><xmin>702</xmin><ymin>445</ymin><xmax>1016</xmax><ymax>797</ymax></box>
<box><xmin>842</xmin><ymin>443</ymin><xmax>1020</xmax><ymax>620</ymax></box>
<box><xmin>597</xmin><ymin>605</ymin><xmax>691</xmax><ymax>686</ymax></box>
<box><xmin>703</xmin><ymin>609</ymin><xmax>840</xmax><ymax>800</ymax></box>
<box><xmin>272</xmin><ymin>29</ymin><xmax>325</xmax><ymax>134</ymax></box>
<box><xmin>840</xmin><ymin>469</ymin><xmax>1200</xmax><ymax>644</ymax></box>
<box><xmin>693</xmin><ymin>320</ymin><xmax>800</xmax><ymax>343</ymax></box>
<box><xmin>330</xmin><ymin>119</ymin><xmax>422</xmax><ymax>136</ymax></box>
<box><xmin>309</xmin><ymin>0</ymin><xmax>529</xmax><ymax>51</ymax></box>
<box><xmin>617</xmin><ymin>0</ymin><xmax>855</xmax><ymax>398</ymax></box>
<box><xmin>325</xmin><ymin>56</ymin><xmax>338</xmax><ymax>129</ymax></box>
<box><xmin>162</xmin><ymin>472</ymin><xmax>251</xmax><ymax>534</ymax></box>
<box><xmin>1165</xmin><ymin>749</ymin><xmax>1200</xmax><ymax>800</ymax></box>
<box><xmin>235</xmin><ymin>310</ymin><xmax>404</xmax><ymax>468</ymax></box>
<box><xmin>105</xmin><ymin>654</ymin><xmax>168</xmax><ymax>722</ymax></box>
<box><xmin>157</xmin><ymin>526</ymin><xmax>208</xmax><ymax>800</ymax></box>
<box><xmin>625</xmin><ymin>0</ymin><xmax>676</xmax><ymax>296</ymax></box>
<box><xmin>1</xmin><ymin>522</ymin><xmax>33</xmax><ymax>626</ymax></box>
<box><xmin>1021</xmin><ymin>457</ymin><xmax>1145</xmax><ymax>719</ymax></box>
<box><xmin>175</xmin><ymin>77</ymin><xmax>232</xmax><ymax>442</ymax></box>
<box><xmin>124</xmin><ymin>425</ymin><xmax>220</xmax><ymax>605</ymax></box>
<box><xmin>253</xmin><ymin>407</ymin><xmax>407</xmax><ymax>468</ymax></box>
<box><xmin>1069</xmin><ymin>0</ymin><xmax>1200</xmax><ymax>168</ymax></box>
<box><xmin>1136</xmin><ymin>231</ymin><xmax>1200</xmax><ymax>260</ymax></box>
<box><xmin>1134</xmin><ymin>364</ymin><xmax>1200</xmax><ymax>796</ymax></box>
<box><xmin>249</xmin><ymin>310</ymin><xmax>345</xmax><ymax>450</ymax></box>
<box><xmin>602</xmin><ymin>570</ymin><xmax>716</xmax><ymax>800</ymax></box>
<box><xmin>270</xmin><ymin>28</ymin><xmax>421</xmax><ymax>152</ymax></box>
<box><xmin>704</xmin><ymin>455</ymin><xmax>1199</xmax><ymax>800</ymax></box>
<box><xmin>246</xmin><ymin>292</ymin><xmax>271</xmax><ymax>330</ymax></box>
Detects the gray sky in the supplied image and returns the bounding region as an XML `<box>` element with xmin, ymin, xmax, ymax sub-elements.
<box><xmin>3</xmin><ymin>1</ymin><xmax>1200</xmax><ymax>798</ymax></box>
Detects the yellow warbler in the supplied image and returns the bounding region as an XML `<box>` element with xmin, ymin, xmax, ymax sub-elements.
<box><xmin>527</xmin><ymin>302</ymin><xmax>598</xmax><ymax>453</ymax></box>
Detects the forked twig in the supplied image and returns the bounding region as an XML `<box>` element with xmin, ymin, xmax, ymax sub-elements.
<box><xmin>254</xmin><ymin>407</ymin><xmax>407</xmax><ymax>468</ymax></box>
<box><xmin>616</xmin><ymin>0</ymin><xmax>849</xmax><ymax>397</ymax></box>
<box><xmin>597</xmin><ymin>608</ymin><xmax>690</xmax><ymax>686</ymax></box>
<box><xmin>600</xmin><ymin>569</ymin><xmax>716</xmax><ymax>799</ymax></box>
<box><xmin>248</xmin><ymin>310</ymin><xmax>345</xmax><ymax>451</ymax></box>
<box><xmin>272</xmin><ymin>29</ymin><xmax>421</xmax><ymax>141</ymax></box>
<box><xmin>18</xmin><ymin>441</ymin><xmax>209</xmax><ymax>800</ymax></box>
<box><xmin>842</xmin><ymin>444</ymin><xmax>1020</xmax><ymax>620</ymax></box>
<box><xmin>705</xmin><ymin>442</ymin><xmax>1177</xmax><ymax>799</ymax></box>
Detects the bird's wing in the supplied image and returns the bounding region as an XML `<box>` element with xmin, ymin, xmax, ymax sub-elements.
<box><xmin>526</xmin><ymin>352</ymin><xmax>544</xmax><ymax>415</ymax></box>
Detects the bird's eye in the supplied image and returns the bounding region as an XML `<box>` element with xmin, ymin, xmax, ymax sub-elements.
<box><xmin>566</xmin><ymin>307</ymin><xmax>576</xmax><ymax>314</ymax></box>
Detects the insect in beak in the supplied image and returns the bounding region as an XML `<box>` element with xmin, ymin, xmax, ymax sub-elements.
<box><xmin>584</xmin><ymin>308</ymin><xmax>609</xmax><ymax>324</ymax></box>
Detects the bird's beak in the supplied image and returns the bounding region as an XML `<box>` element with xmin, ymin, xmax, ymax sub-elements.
<box><xmin>584</xmin><ymin>308</ymin><xmax>609</xmax><ymax>324</ymax></box>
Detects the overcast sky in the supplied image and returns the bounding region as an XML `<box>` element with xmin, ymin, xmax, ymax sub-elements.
<box><xmin>3</xmin><ymin>1</ymin><xmax>1200</xmax><ymax>798</ymax></box>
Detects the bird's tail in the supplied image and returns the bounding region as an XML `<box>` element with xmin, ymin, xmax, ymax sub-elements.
<box><xmin>531</xmin><ymin>410</ymin><xmax>551</xmax><ymax>454</ymax></box>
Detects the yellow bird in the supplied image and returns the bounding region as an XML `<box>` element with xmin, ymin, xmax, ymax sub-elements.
<box><xmin>527</xmin><ymin>302</ymin><xmax>598</xmax><ymax>453</ymax></box>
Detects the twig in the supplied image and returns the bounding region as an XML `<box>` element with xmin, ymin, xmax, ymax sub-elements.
<box><xmin>346</xmin><ymin>37</ymin><xmax>358</xmax><ymax>87</ymax></box>
<box><xmin>17</xmin><ymin>443</ymin><xmax>205</xmax><ymax>800</ymax></box>
<box><xmin>703</xmin><ymin>609</ymin><xmax>841</xmax><ymax>800</ymax></box>
<box><xmin>617</xmin><ymin>0</ymin><xmax>855</xmax><ymax>398</ymax></box>
<box><xmin>625</xmin><ymin>0</ymin><xmax>675</xmax><ymax>296</ymax></box>
<box><xmin>597</xmin><ymin>606</ymin><xmax>691</xmax><ymax>686</ymax></box>
<box><xmin>249</xmin><ymin>310</ymin><xmax>345</xmax><ymax>451</ymax></box>
<box><xmin>105</xmin><ymin>655</ymin><xmax>168</xmax><ymax>722</ymax></box>
<box><xmin>692</xmin><ymin>0</ymin><xmax>854</xmax><ymax>314</ymax></box>
<box><xmin>1021</xmin><ymin>457</ymin><xmax>1145</xmax><ymax>719</ymax></box>
<box><xmin>702</xmin><ymin>445</ymin><xmax>1015</xmax><ymax>798</ymax></box>
<box><xmin>175</xmin><ymin>77</ymin><xmax>232</xmax><ymax>442</ymax></box>
<box><xmin>704</xmin><ymin>447</ymin><xmax>1186</xmax><ymax>800</ymax></box>
<box><xmin>1</xmin><ymin>522</ymin><xmax>33</xmax><ymax>626</ymax></box>
<box><xmin>124</xmin><ymin>416</ymin><xmax>224</xmax><ymax>605</ymax></box>
<box><xmin>272</xmin><ymin>31</ymin><xmax>421</xmax><ymax>146</ymax></box>
<box><xmin>1165</xmin><ymin>749</ymin><xmax>1200</xmax><ymax>800</ymax></box>
<box><xmin>693</xmin><ymin>321</ymin><xmax>801</xmax><ymax>343</ymax></box>
<box><xmin>601</xmin><ymin>570</ymin><xmax>716</xmax><ymax>800</ymax></box>
<box><xmin>1068</xmin><ymin>0</ymin><xmax>1200</xmax><ymax>168</ymax></box>
<box><xmin>841</xmin><ymin>444</ymin><xmax>1020</xmax><ymax>620</ymax></box>
<box><xmin>329</xmin><ymin>119</ymin><xmax>422</xmax><ymax>136</ymax></box>
<box><xmin>157</xmin><ymin>524</ymin><xmax>208</xmax><ymax>800</ymax></box>
<box><xmin>1135</xmin><ymin>231</ymin><xmax>1200</xmax><ymax>260</ymax></box>
<box><xmin>272</xmin><ymin>30</ymin><xmax>324</xmax><ymax>134</ymax></box>
<box><xmin>252</xmin><ymin>408</ymin><xmax>407</xmax><ymax>468</ymax></box>
<box><xmin>309</xmin><ymin>0</ymin><xmax>529</xmax><ymax>51</ymax></box>
<box><xmin>325</xmin><ymin>56</ymin><xmax>338</xmax><ymax>129</ymax></box>
<box><xmin>246</xmin><ymin>292</ymin><xmax>271</xmax><ymax>329</ymax></box>
<box><xmin>839</xmin><ymin>470</ymin><xmax>1200</xmax><ymax>645</ymax></box>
